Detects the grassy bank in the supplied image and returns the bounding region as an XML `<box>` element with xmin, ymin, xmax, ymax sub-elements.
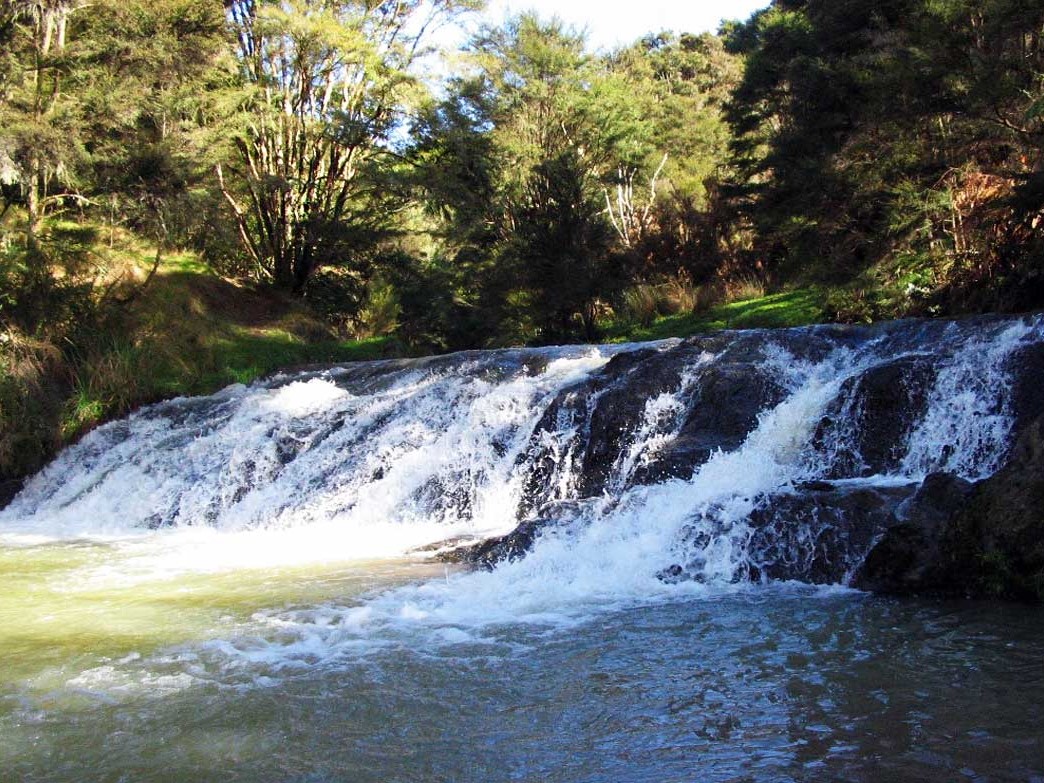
<box><xmin>603</xmin><ymin>287</ymin><xmax>829</xmax><ymax>343</ymax></box>
<box><xmin>0</xmin><ymin>232</ymin><xmax>400</xmax><ymax>484</ymax></box>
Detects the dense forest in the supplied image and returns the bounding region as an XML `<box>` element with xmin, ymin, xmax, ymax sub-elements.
<box><xmin>1</xmin><ymin>0</ymin><xmax>1043</xmax><ymax>484</ymax></box>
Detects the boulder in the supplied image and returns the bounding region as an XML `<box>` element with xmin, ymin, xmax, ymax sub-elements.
<box><xmin>1008</xmin><ymin>341</ymin><xmax>1044</xmax><ymax>432</ymax></box>
<box><xmin>516</xmin><ymin>346</ymin><xmax>690</xmax><ymax>513</ymax></box>
<box><xmin>748</xmin><ymin>482</ymin><xmax>916</xmax><ymax>584</ymax></box>
<box><xmin>854</xmin><ymin>415</ymin><xmax>1044</xmax><ymax>601</ymax></box>
<box><xmin>812</xmin><ymin>355</ymin><xmax>936</xmax><ymax>478</ymax></box>
<box><xmin>633</xmin><ymin>363</ymin><xmax>786</xmax><ymax>485</ymax></box>
<box><xmin>656</xmin><ymin>482</ymin><xmax>916</xmax><ymax>585</ymax></box>
<box><xmin>852</xmin><ymin>472</ymin><xmax>974</xmax><ymax>594</ymax></box>
<box><xmin>446</xmin><ymin>500</ymin><xmax>589</xmax><ymax>570</ymax></box>
<box><xmin>952</xmin><ymin>414</ymin><xmax>1044</xmax><ymax>600</ymax></box>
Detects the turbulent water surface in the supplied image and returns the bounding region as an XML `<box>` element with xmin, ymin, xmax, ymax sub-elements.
<box><xmin>2</xmin><ymin>316</ymin><xmax>1044</xmax><ymax>781</ymax></box>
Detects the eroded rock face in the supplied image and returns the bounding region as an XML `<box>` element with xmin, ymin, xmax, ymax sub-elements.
<box><xmin>812</xmin><ymin>356</ymin><xmax>936</xmax><ymax>478</ymax></box>
<box><xmin>654</xmin><ymin>483</ymin><xmax>915</xmax><ymax>586</ymax></box>
<box><xmin>515</xmin><ymin>348</ymin><xmax>668</xmax><ymax>516</ymax></box>
<box><xmin>852</xmin><ymin>473</ymin><xmax>975</xmax><ymax>595</ymax></box>
<box><xmin>748</xmin><ymin>483</ymin><xmax>917</xmax><ymax>584</ymax></box>
<box><xmin>517</xmin><ymin>336</ymin><xmax>790</xmax><ymax>511</ymax></box>
<box><xmin>490</xmin><ymin>317</ymin><xmax>1044</xmax><ymax>599</ymax></box>
<box><xmin>1009</xmin><ymin>342</ymin><xmax>1044</xmax><ymax>431</ymax></box>
<box><xmin>632</xmin><ymin>364</ymin><xmax>786</xmax><ymax>485</ymax></box>
<box><xmin>854</xmin><ymin>416</ymin><xmax>1044</xmax><ymax>601</ymax></box>
<box><xmin>954</xmin><ymin>415</ymin><xmax>1044</xmax><ymax>600</ymax></box>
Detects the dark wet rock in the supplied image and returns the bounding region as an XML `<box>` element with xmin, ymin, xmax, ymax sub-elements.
<box><xmin>447</xmin><ymin>501</ymin><xmax>589</xmax><ymax>569</ymax></box>
<box><xmin>516</xmin><ymin>347</ymin><xmax>683</xmax><ymax>513</ymax></box>
<box><xmin>1009</xmin><ymin>342</ymin><xmax>1044</xmax><ymax>432</ymax></box>
<box><xmin>855</xmin><ymin>413</ymin><xmax>1044</xmax><ymax>601</ymax></box>
<box><xmin>410</xmin><ymin>473</ymin><xmax>478</xmax><ymax>521</ymax></box>
<box><xmin>852</xmin><ymin>473</ymin><xmax>974</xmax><ymax>595</ymax></box>
<box><xmin>0</xmin><ymin>478</ymin><xmax>24</xmax><ymax>510</ymax></box>
<box><xmin>657</xmin><ymin>563</ymin><xmax>686</xmax><ymax>583</ymax></box>
<box><xmin>633</xmin><ymin>364</ymin><xmax>786</xmax><ymax>485</ymax></box>
<box><xmin>408</xmin><ymin>535</ymin><xmax>487</xmax><ymax>559</ymax></box>
<box><xmin>951</xmin><ymin>415</ymin><xmax>1044</xmax><ymax>600</ymax></box>
<box><xmin>576</xmin><ymin>349</ymin><xmax>686</xmax><ymax>496</ymax></box>
<box><xmin>518</xmin><ymin>338</ymin><xmax>792</xmax><ymax>511</ymax></box>
<box><xmin>449</xmin><ymin>519</ymin><xmax>547</xmax><ymax>569</ymax></box>
<box><xmin>657</xmin><ymin>482</ymin><xmax>914</xmax><ymax>586</ymax></box>
<box><xmin>797</xmin><ymin>480</ymin><xmax>836</xmax><ymax>492</ymax></box>
<box><xmin>515</xmin><ymin>383</ymin><xmax>601</xmax><ymax>517</ymax></box>
<box><xmin>748</xmin><ymin>483</ymin><xmax>917</xmax><ymax>584</ymax></box>
<box><xmin>813</xmin><ymin>356</ymin><xmax>936</xmax><ymax>478</ymax></box>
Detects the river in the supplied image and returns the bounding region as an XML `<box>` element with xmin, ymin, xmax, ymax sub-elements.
<box><xmin>2</xmin><ymin>315</ymin><xmax>1043</xmax><ymax>781</ymax></box>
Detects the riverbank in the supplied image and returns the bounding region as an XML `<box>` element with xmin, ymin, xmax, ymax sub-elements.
<box><xmin>0</xmin><ymin>233</ymin><xmax>398</xmax><ymax>484</ymax></box>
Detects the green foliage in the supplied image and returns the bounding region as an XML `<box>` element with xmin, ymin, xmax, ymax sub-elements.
<box><xmin>356</xmin><ymin>276</ymin><xmax>402</xmax><ymax>338</ymax></box>
<box><xmin>723</xmin><ymin>0</ymin><xmax>1044</xmax><ymax>310</ymax></box>
<box><xmin>218</xmin><ymin>0</ymin><xmax>476</xmax><ymax>291</ymax></box>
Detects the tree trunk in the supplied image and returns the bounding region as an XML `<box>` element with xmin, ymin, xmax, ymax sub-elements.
<box><xmin>25</xmin><ymin>154</ymin><xmax>41</xmax><ymax>253</ymax></box>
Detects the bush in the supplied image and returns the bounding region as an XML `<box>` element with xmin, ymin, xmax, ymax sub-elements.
<box><xmin>725</xmin><ymin>273</ymin><xmax>767</xmax><ymax>303</ymax></box>
<box><xmin>0</xmin><ymin>330</ymin><xmax>69</xmax><ymax>480</ymax></box>
<box><xmin>356</xmin><ymin>276</ymin><xmax>401</xmax><ymax>338</ymax></box>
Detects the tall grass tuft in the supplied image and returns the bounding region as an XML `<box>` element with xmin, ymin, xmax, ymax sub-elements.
<box><xmin>725</xmin><ymin>274</ymin><xmax>767</xmax><ymax>303</ymax></box>
<box><xmin>620</xmin><ymin>284</ymin><xmax>661</xmax><ymax>326</ymax></box>
<box><xmin>694</xmin><ymin>281</ymin><xmax>726</xmax><ymax>312</ymax></box>
<box><xmin>661</xmin><ymin>275</ymin><xmax>698</xmax><ymax>313</ymax></box>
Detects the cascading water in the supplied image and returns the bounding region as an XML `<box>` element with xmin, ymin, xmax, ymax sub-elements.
<box><xmin>3</xmin><ymin>315</ymin><xmax>1044</xmax><ymax>783</ymax></box>
<box><xmin>3</xmin><ymin>316</ymin><xmax>1042</xmax><ymax>584</ymax></box>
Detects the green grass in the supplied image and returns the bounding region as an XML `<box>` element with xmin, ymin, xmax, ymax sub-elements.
<box><xmin>604</xmin><ymin>288</ymin><xmax>828</xmax><ymax>343</ymax></box>
<box><xmin>195</xmin><ymin>331</ymin><xmax>396</xmax><ymax>390</ymax></box>
<box><xmin>1</xmin><ymin>225</ymin><xmax>408</xmax><ymax>481</ymax></box>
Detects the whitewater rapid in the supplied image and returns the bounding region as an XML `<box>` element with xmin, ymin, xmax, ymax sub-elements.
<box><xmin>1</xmin><ymin>315</ymin><xmax>1042</xmax><ymax>676</ymax></box>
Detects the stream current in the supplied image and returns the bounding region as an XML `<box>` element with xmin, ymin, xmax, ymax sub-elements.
<box><xmin>2</xmin><ymin>316</ymin><xmax>1044</xmax><ymax>781</ymax></box>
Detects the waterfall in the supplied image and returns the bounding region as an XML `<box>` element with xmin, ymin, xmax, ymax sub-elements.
<box><xmin>2</xmin><ymin>315</ymin><xmax>1042</xmax><ymax>599</ymax></box>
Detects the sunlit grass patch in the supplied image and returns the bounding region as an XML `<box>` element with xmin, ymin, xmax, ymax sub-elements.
<box><xmin>605</xmin><ymin>288</ymin><xmax>828</xmax><ymax>343</ymax></box>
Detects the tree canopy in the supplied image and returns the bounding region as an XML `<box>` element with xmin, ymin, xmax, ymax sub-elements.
<box><xmin>2</xmin><ymin>0</ymin><xmax>1042</xmax><ymax>346</ymax></box>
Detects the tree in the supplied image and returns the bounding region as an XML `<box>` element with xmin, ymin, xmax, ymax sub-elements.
<box><xmin>459</xmin><ymin>15</ymin><xmax>641</xmax><ymax>342</ymax></box>
<box><xmin>219</xmin><ymin>0</ymin><xmax>479</xmax><ymax>292</ymax></box>
<box><xmin>605</xmin><ymin>31</ymin><xmax>742</xmax><ymax>277</ymax></box>
<box><xmin>0</xmin><ymin>0</ymin><xmax>87</xmax><ymax>251</ymax></box>
<box><xmin>0</xmin><ymin>0</ymin><xmax>228</xmax><ymax>255</ymax></box>
<box><xmin>721</xmin><ymin>0</ymin><xmax>1044</xmax><ymax>309</ymax></box>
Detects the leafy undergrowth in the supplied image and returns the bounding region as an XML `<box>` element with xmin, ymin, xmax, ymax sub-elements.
<box><xmin>1</xmin><ymin>234</ymin><xmax>400</xmax><ymax>483</ymax></box>
<box><xmin>125</xmin><ymin>267</ymin><xmax>396</xmax><ymax>397</ymax></box>
<box><xmin>62</xmin><ymin>262</ymin><xmax>400</xmax><ymax>437</ymax></box>
<box><xmin>604</xmin><ymin>288</ymin><xmax>828</xmax><ymax>343</ymax></box>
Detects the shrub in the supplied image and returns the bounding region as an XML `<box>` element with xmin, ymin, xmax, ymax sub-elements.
<box><xmin>620</xmin><ymin>284</ymin><xmax>660</xmax><ymax>326</ymax></box>
<box><xmin>0</xmin><ymin>330</ymin><xmax>69</xmax><ymax>480</ymax></box>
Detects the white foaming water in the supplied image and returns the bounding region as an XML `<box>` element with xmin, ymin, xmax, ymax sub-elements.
<box><xmin>173</xmin><ymin>346</ymin><xmax>876</xmax><ymax>677</ymax></box>
<box><xmin>901</xmin><ymin>319</ymin><xmax>1036</xmax><ymax>480</ymax></box>
<box><xmin>2</xmin><ymin>316</ymin><xmax>1043</xmax><ymax>684</ymax></box>
<box><xmin>1</xmin><ymin>348</ymin><xmax>611</xmax><ymax>547</ymax></box>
